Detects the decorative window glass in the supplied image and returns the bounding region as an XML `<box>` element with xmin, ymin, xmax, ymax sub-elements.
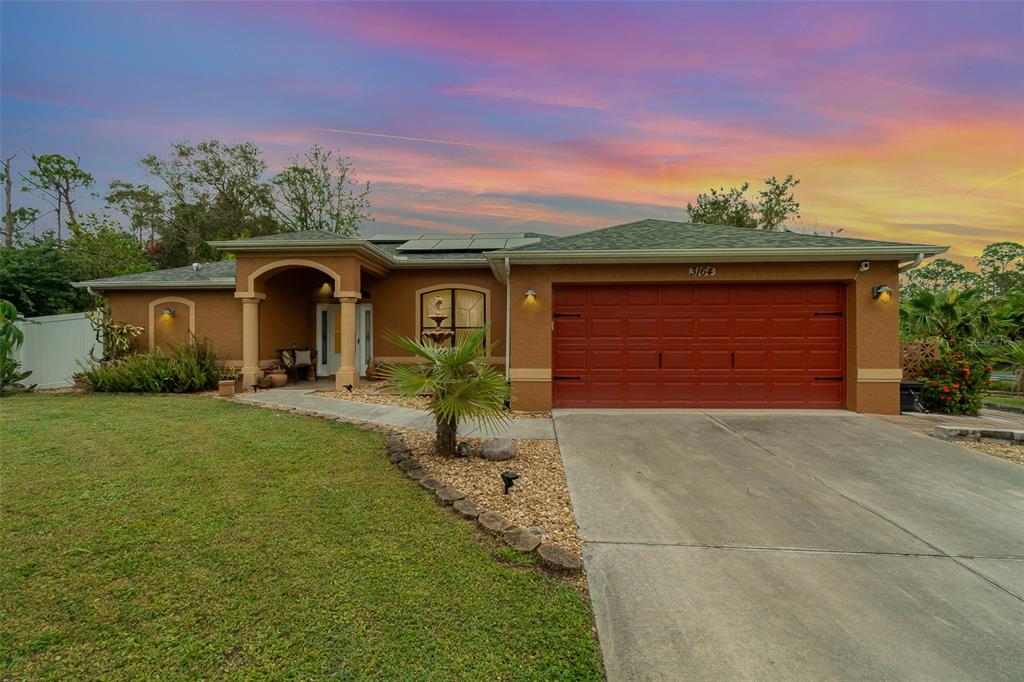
<box><xmin>420</xmin><ymin>288</ymin><xmax>486</xmax><ymax>344</ymax></box>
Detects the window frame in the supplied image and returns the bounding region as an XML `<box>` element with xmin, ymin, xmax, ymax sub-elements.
<box><xmin>418</xmin><ymin>286</ymin><xmax>488</xmax><ymax>346</ymax></box>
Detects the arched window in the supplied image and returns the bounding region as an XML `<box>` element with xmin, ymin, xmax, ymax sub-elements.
<box><xmin>420</xmin><ymin>288</ymin><xmax>486</xmax><ymax>344</ymax></box>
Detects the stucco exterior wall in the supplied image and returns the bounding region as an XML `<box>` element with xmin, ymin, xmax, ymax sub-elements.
<box><xmin>105</xmin><ymin>289</ymin><xmax>242</xmax><ymax>360</ymax></box>
<box><xmin>363</xmin><ymin>267</ymin><xmax>507</xmax><ymax>366</ymax></box>
<box><xmin>506</xmin><ymin>260</ymin><xmax>902</xmax><ymax>414</ymax></box>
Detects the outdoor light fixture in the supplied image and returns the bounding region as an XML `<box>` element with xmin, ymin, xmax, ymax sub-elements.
<box><xmin>524</xmin><ymin>289</ymin><xmax>537</xmax><ymax>301</ymax></box>
<box><xmin>162</xmin><ymin>307</ymin><xmax>176</xmax><ymax>318</ymax></box>
<box><xmin>872</xmin><ymin>285</ymin><xmax>893</xmax><ymax>302</ymax></box>
<box><xmin>500</xmin><ymin>471</ymin><xmax>520</xmax><ymax>494</ymax></box>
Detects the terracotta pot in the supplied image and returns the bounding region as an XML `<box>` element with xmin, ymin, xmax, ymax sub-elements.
<box><xmin>266</xmin><ymin>370</ymin><xmax>288</xmax><ymax>388</ymax></box>
<box><xmin>218</xmin><ymin>379</ymin><xmax>236</xmax><ymax>397</ymax></box>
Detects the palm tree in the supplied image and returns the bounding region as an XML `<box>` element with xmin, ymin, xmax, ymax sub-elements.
<box><xmin>900</xmin><ymin>288</ymin><xmax>1008</xmax><ymax>343</ymax></box>
<box><xmin>998</xmin><ymin>340</ymin><xmax>1024</xmax><ymax>392</ymax></box>
<box><xmin>379</xmin><ymin>325</ymin><xmax>510</xmax><ymax>456</ymax></box>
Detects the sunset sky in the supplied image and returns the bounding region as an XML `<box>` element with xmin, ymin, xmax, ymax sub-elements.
<box><xmin>2</xmin><ymin>1</ymin><xmax>1021</xmax><ymax>262</ymax></box>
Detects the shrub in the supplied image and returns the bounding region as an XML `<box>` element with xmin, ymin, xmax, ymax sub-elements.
<box><xmin>0</xmin><ymin>299</ymin><xmax>34</xmax><ymax>396</ymax></box>
<box><xmin>919</xmin><ymin>347</ymin><xmax>992</xmax><ymax>415</ymax></box>
<box><xmin>76</xmin><ymin>337</ymin><xmax>224</xmax><ymax>393</ymax></box>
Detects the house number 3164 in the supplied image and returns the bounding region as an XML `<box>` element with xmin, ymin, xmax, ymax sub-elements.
<box><xmin>688</xmin><ymin>265</ymin><xmax>716</xmax><ymax>277</ymax></box>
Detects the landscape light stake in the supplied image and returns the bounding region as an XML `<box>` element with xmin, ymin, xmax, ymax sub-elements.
<box><xmin>501</xmin><ymin>471</ymin><xmax>519</xmax><ymax>494</ymax></box>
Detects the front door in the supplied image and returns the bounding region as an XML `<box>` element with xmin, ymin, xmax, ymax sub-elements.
<box><xmin>315</xmin><ymin>303</ymin><xmax>341</xmax><ymax>376</ymax></box>
<box><xmin>356</xmin><ymin>303</ymin><xmax>373</xmax><ymax>376</ymax></box>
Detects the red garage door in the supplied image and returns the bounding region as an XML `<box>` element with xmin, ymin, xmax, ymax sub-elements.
<box><xmin>552</xmin><ymin>283</ymin><xmax>846</xmax><ymax>408</ymax></box>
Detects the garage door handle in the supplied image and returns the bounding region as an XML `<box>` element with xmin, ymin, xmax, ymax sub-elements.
<box><xmin>814</xmin><ymin>376</ymin><xmax>843</xmax><ymax>381</ymax></box>
<box><xmin>553</xmin><ymin>375</ymin><xmax>581</xmax><ymax>381</ymax></box>
<box><xmin>553</xmin><ymin>312</ymin><xmax>582</xmax><ymax>318</ymax></box>
<box><xmin>658</xmin><ymin>351</ymin><xmax>663</xmax><ymax>368</ymax></box>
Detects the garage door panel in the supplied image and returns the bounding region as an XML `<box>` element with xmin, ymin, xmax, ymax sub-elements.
<box><xmin>554</xmin><ymin>317</ymin><xmax>587</xmax><ymax>338</ymax></box>
<box><xmin>626</xmin><ymin>317</ymin><xmax>659</xmax><ymax>339</ymax></box>
<box><xmin>589</xmin><ymin>288</ymin><xmax>624</xmax><ymax>306</ymax></box>
<box><xmin>553</xmin><ymin>283</ymin><xmax>845</xmax><ymax>409</ymax></box>
<box><xmin>698</xmin><ymin>317</ymin><xmax>731</xmax><ymax>338</ymax></box>
<box><xmin>808</xmin><ymin>349</ymin><xmax>843</xmax><ymax>371</ymax></box>
<box><xmin>771</xmin><ymin>317</ymin><xmax>806</xmax><ymax>337</ymax></box>
<box><xmin>697</xmin><ymin>349</ymin><xmax>732</xmax><ymax>369</ymax></box>
<box><xmin>626</xmin><ymin>349</ymin><xmax>659</xmax><ymax>370</ymax></box>
<box><xmin>808</xmin><ymin>317</ymin><xmax>843</xmax><ymax>337</ymax></box>
<box><xmin>591</xmin><ymin>349</ymin><xmax>625</xmax><ymax>369</ymax></box>
<box><xmin>662</xmin><ymin>318</ymin><xmax>696</xmax><ymax>339</ymax></box>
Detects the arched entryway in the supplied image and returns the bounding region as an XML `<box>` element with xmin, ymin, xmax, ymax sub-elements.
<box><xmin>235</xmin><ymin>255</ymin><xmax>373</xmax><ymax>390</ymax></box>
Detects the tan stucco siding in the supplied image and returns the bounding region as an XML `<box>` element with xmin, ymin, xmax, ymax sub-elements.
<box><xmin>364</xmin><ymin>267</ymin><xmax>507</xmax><ymax>366</ymax></box>
<box><xmin>507</xmin><ymin>260</ymin><xmax>902</xmax><ymax>414</ymax></box>
<box><xmin>106</xmin><ymin>289</ymin><xmax>242</xmax><ymax>360</ymax></box>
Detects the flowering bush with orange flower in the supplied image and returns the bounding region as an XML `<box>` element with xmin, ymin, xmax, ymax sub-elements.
<box><xmin>920</xmin><ymin>346</ymin><xmax>992</xmax><ymax>415</ymax></box>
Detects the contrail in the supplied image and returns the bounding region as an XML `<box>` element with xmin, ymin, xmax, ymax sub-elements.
<box><xmin>311</xmin><ymin>127</ymin><xmax>563</xmax><ymax>156</ymax></box>
<box><xmin>968</xmin><ymin>167</ymin><xmax>1024</xmax><ymax>195</ymax></box>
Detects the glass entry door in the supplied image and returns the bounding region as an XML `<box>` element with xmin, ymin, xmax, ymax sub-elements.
<box><xmin>315</xmin><ymin>303</ymin><xmax>341</xmax><ymax>376</ymax></box>
<box><xmin>356</xmin><ymin>304</ymin><xmax>373</xmax><ymax>376</ymax></box>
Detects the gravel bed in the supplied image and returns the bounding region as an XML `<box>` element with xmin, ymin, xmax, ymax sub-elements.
<box><xmin>314</xmin><ymin>385</ymin><xmax>552</xmax><ymax>419</ymax></box>
<box><xmin>393</xmin><ymin>427</ymin><xmax>581</xmax><ymax>557</ymax></box>
<box><xmin>954</xmin><ymin>439</ymin><xmax>1024</xmax><ymax>466</ymax></box>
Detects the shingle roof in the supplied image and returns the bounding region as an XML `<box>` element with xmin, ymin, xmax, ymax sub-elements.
<box><xmin>75</xmin><ymin>260</ymin><xmax>237</xmax><ymax>288</ymax></box>
<box><xmin>498</xmin><ymin>219</ymin><xmax>939</xmax><ymax>253</ymax></box>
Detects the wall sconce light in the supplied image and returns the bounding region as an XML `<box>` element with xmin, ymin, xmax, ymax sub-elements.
<box><xmin>872</xmin><ymin>285</ymin><xmax>893</xmax><ymax>302</ymax></box>
<box><xmin>524</xmin><ymin>289</ymin><xmax>537</xmax><ymax>302</ymax></box>
<box><xmin>162</xmin><ymin>307</ymin><xmax>176</xmax><ymax>318</ymax></box>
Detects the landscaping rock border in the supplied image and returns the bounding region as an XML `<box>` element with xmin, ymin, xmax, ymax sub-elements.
<box><xmin>230</xmin><ymin>398</ymin><xmax>582</xmax><ymax>574</ymax></box>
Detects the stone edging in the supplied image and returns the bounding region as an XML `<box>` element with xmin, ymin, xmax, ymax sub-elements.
<box><xmin>235</xmin><ymin>397</ymin><xmax>582</xmax><ymax>574</ymax></box>
<box><xmin>385</xmin><ymin>433</ymin><xmax>582</xmax><ymax>573</ymax></box>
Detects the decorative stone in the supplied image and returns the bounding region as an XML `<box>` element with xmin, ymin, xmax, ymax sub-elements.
<box><xmin>398</xmin><ymin>458</ymin><xmax>421</xmax><ymax>471</ymax></box>
<box><xmin>503</xmin><ymin>527</ymin><xmax>541</xmax><ymax>553</ymax></box>
<box><xmin>387</xmin><ymin>434</ymin><xmax>407</xmax><ymax>451</ymax></box>
<box><xmin>452</xmin><ymin>498</ymin><xmax>482</xmax><ymax>519</ymax></box>
<box><xmin>477</xmin><ymin>510</ymin><xmax>512</xmax><ymax>534</ymax></box>
<box><xmin>435</xmin><ymin>486</ymin><xmax>465</xmax><ymax>505</ymax></box>
<box><xmin>537</xmin><ymin>544</ymin><xmax>582</xmax><ymax>572</ymax></box>
<box><xmin>481</xmin><ymin>438</ymin><xmax>517</xmax><ymax>461</ymax></box>
<box><xmin>527</xmin><ymin>525</ymin><xmax>543</xmax><ymax>536</ymax></box>
<box><xmin>389</xmin><ymin>450</ymin><xmax>410</xmax><ymax>464</ymax></box>
<box><xmin>406</xmin><ymin>468</ymin><xmax>427</xmax><ymax>480</ymax></box>
<box><xmin>419</xmin><ymin>477</ymin><xmax>443</xmax><ymax>492</ymax></box>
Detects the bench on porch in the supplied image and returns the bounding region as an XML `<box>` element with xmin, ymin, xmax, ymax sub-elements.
<box><xmin>278</xmin><ymin>345</ymin><xmax>318</xmax><ymax>384</ymax></box>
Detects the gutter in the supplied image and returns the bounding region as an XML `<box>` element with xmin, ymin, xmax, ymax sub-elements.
<box><xmin>485</xmin><ymin>245</ymin><xmax>948</xmax><ymax>265</ymax></box>
<box><xmin>504</xmin><ymin>257</ymin><xmax>511</xmax><ymax>381</ymax></box>
<box><xmin>898</xmin><ymin>253</ymin><xmax>926</xmax><ymax>273</ymax></box>
<box><xmin>73</xmin><ymin>280</ymin><xmax>236</xmax><ymax>290</ymax></box>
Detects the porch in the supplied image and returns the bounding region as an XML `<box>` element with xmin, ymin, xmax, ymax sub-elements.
<box><xmin>235</xmin><ymin>255</ymin><xmax>383</xmax><ymax>390</ymax></box>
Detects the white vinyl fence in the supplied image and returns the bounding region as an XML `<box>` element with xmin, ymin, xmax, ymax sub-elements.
<box><xmin>14</xmin><ymin>312</ymin><xmax>101</xmax><ymax>389</ymax></box>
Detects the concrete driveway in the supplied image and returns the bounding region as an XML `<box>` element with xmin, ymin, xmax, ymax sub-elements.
<box><xmin>554</xmin><ymin>410</ymin><xmax>1024</xmax><ymax>681</ymax></box>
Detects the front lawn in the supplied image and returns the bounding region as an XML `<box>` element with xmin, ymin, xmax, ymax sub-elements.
<box><xmin>0</xmin><ymin>394</ymin><xmax>602</xmax><ymax>680</ymax></box>
<box><xmin>983</xmin><ymin>394</ymin><xmax>1024</xmax><ymax>411</ymax></box>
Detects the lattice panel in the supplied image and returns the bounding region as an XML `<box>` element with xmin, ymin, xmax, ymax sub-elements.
<box><xmin>901</xmin><ymin>340</ymin><xmax>940</xmax><ymax>379</ymax></box>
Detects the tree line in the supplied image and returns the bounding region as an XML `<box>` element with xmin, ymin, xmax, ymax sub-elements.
<box><xmin>1</xmin><ymin>141</ymin><xmax>372</xmax><ymax>316</ymax></box>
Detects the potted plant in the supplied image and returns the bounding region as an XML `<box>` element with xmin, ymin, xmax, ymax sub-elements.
<box><xmin>264</xmin><ymin>362</ymin><xmax>288</xmax><ymax>388</ymax></box>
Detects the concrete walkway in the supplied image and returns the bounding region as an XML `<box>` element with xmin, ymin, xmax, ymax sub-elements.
<box><xmin>238</xmin><ymin>386</ymin><xmax>555</xmax><ymax>439</ymax></box>
<box><xmin>555</xmin><ymin>409</ymin><xmax>1024</xmax><ymax>681</ymax></box>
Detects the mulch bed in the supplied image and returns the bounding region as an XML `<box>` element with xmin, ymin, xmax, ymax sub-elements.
<box><xmin>393</xmin><ymin>428</ymin><xmax>582</xmax><ymax>558</ymax></box>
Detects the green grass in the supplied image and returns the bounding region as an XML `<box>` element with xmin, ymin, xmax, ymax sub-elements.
<box><xmin>984</xmin><ymin>394</ymin><xmax>1024</xmax><ymax>410</ymax></box>
<box><xmin>0</xmin><ymin>394</ymin><xmax>602</xmax><ymax>680</ymax></box>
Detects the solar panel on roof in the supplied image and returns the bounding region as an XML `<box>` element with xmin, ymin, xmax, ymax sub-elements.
<box><xmin>469</xmin><ymin>238</ymin><xmax>508</xmax><ymax>249</ymax></box>
<box><xmin>396</xmin><ymin>239</ymin><xmax>440</xmax><ymax>251</ymax></box>
<box><xmin>503</xmin><ymin>238</ymin><xmax>542</xmax><ymax>249</ymax></box>
<box><xmin>432</xmin><ymin>240</ymin><xmax>474</xmax><ymax>250</ymax></box>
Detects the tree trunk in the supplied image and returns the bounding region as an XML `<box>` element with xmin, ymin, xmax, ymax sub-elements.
<box><xmin>435</xmin><ymin>417</ymin><xmax>457</xmax><ymax>456</ymax></box>
<box><xmin>3</xmin><ymin>157</ymin><xmax>12</xmax><ymax>247</ymax></box>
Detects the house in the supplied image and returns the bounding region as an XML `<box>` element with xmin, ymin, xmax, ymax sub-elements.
<box><xmin>75</xmin><ymin>219</ymin><xmax>947</xmax><ymax>414</ymax></box>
